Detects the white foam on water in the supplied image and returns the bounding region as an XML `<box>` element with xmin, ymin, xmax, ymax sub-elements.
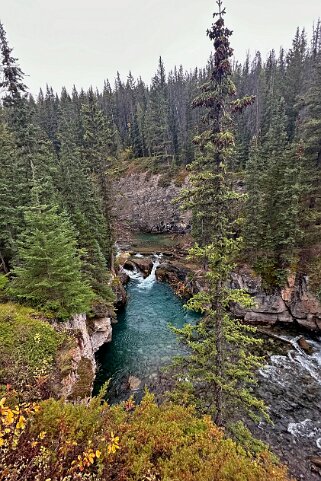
<box><xmin>121</xmin><ymin>266</ymin><xmax>144</xmax><ymax>281</ymax></box>
<box><xmin>288</xmin><ymin>419</ymin><xmax>316</xmax><ymax>438</ymax></box>
<box><xmin>137</xmin><ymin>254</ymin><xmax>162</xmax><ymax>290</ymax></box>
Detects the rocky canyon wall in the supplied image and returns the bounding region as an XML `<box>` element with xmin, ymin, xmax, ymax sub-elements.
<box><xmin>56</xmin><ymin>315</ymin><xmax>112</xmax><ymax>399</ymax></box>
<box><xmin>112</xmin><ymin>172</ymin><xmax>191</xmax><ymax>233</ymax></box>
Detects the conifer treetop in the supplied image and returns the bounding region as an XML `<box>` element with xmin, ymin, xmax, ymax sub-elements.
<box><xmin>0</xmin><ymin>21</ymin><xmax>27</xmax><ymax>105</ymax></box>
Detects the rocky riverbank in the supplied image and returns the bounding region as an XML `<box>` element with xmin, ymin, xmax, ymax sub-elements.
<box><xmin>116</xmin><ymin>238</ymin><xmax>321</xmax><ymax>335</ymax></box>
<box><xmin>54</xmin><ymin>313</ymin><xmax>113</xmax><ymax>400</ymax></box>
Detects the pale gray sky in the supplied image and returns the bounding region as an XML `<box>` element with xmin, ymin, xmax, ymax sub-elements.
<box><xmin>1</xmin><ymin>0</ymin><xmax>320</xmax><ymax>95</ymax></box>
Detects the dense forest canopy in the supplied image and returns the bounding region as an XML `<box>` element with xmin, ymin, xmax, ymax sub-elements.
<box><xmin>1</xmin><ymin>18</ymin><xmax>321</xmax><ymax>294</ymax></box>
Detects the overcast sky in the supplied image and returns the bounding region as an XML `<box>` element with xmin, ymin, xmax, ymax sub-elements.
<box><xmin>1</xmin><ymin>0</ymin><xmax>320</xmax><ymax>95</ymax></box>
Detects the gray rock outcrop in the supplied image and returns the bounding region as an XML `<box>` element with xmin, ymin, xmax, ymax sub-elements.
<box><xmin>58</xmin><ymin>314</ymin><xmax>112</xmax><ymax>399</ymax></box>
<box><xmin>112</xmin><ymin>172</ymin><xmax>191</xmax><ymax>233</ymax></box>
<box><xmin>231</xmin><ymin>268</ymin><xmax>321</xmax><ymax>332</ymax></box>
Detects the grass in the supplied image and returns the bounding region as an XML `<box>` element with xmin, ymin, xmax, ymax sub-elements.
<box><xmin>0</xmin><ymin>302</ymin><xmax>68</xmax><ymax>400</ymax></box>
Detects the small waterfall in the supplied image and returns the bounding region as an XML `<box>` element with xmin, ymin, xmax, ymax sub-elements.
<box><xmin>121</xmin><ymin>265</ymin><xmax>144</xmax><ymax>281</ymax></box>
<box><xmin>121</xmin><ymin>255</ymin><xmax>163</xmax><ymax>289</ymax></box>
<box><xmin>138</xmin><ymin>255</ymin><xmax>162</xmax><ymax>289</ymax></box>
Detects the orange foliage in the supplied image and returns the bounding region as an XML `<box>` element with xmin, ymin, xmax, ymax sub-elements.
<box><xmin>0</xmin><ymin>394</ymin><xmax>292</xmax><ymax>481</ymax></box>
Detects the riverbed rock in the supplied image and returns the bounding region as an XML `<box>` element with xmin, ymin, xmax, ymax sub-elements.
<box><xmin>112</xmin><ymin>172</ymin><xmax>191</xmax><ymax>233</ymax></box>
<box><xmin>298</xmin><ymin>336</ymin><xmax>314</xmax><ymax>354</ymax></box>
<box><xmin>131</xmin><ymin>258</ymin><xmax>153</xmax><ymax>276</ymax></box>
<box><xmin>128</xmin><ymin>376</ymin><xmax>142</xmax><ymax>391</ymax></box>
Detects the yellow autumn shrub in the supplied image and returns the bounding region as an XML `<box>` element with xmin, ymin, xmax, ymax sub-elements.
<box><xmin>0</xmin><ymin>393</ymin><xmax>292</xmax><ymax>481</ymax></box>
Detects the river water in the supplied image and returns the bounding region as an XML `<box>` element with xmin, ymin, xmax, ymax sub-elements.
<box><xmin>94</xmin><ymin>256</ymin><xmax>199</xmax><ymax>400</ymax></box>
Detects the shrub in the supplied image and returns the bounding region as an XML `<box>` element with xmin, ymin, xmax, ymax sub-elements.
<box><xmin>0</xmin><ymin>392</ymin><xmax>291</xmax><ymax>481</ymax></box>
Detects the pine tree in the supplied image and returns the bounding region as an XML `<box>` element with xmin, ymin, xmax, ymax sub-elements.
<box><xmin>245</xmin><ymin>97</ymin><xmax>303</xmax><ymax>287</ymax></box>
<box><xmin>298</xmin><ymin>57</ymin><xmax>321</xmax><ymax>240</ymax></box>
<box><xmin>10</xmin><ymin>204</ymin><xmax>94</xmax><ymax>319</ymax></box>
<box><xmin>175</xmin><ymin>1</ymin><xmax>265</xmax><ymax>426</ymax></box>
<box><xmin>0</xmin><ymin>21</ymin><xmax>27</xmax><ymax>106</ymax></box>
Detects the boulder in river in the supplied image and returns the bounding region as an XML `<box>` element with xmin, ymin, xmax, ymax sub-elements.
<box><xmin>131</xmin><ymin>258</ymin><xmax>153</xmax><ymax>276</ymax></box>
<box><xmin>298</xmin><ymin>336</ymin><xmax>314</xmax><ymax>354</ymax></box>
<box><xmin>128</xmin><ymin>376</ymin><xmax>142</xmax><ymax>391</ymax></box>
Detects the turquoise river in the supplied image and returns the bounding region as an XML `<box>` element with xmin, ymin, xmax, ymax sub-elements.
<box><xmin>94</xmin><ymin>259</ymin><xmax>199</xmax><ymax>400</ymax></box>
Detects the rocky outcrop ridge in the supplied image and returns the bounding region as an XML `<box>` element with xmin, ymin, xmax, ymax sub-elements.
<box><xmin>58</xmin><ymin>314</ymin><xmax>112</xmax><ymax>399</ymax></box>
<box><xmin>231</xmin><ymin>268</ymin><xmax>321</xmax><ymax>332</ymax></box>
<box><xmin>141</xmin><ymin>253</ymin><xmax>321</xmax><ymax>333</ymax></box>
<box><xmin>112</xmin><ymin>172</ymin><xmax>191</xmax><ymax>233</ymax></box>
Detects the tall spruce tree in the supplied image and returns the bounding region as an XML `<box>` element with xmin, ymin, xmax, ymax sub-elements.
<box><xmin>175</xmin><ymin>1</ymin><xmax>265</xmax><ymax>426</ymax></box>
<box><xmin>81</xmin><ymin>89</ymin><xmax>115</xmax><ymax>264</ymax></box>
<box><xmin>10</xmin><ymin>204</ymin><xmax>94</xmax><ymax>319</ymax></box>
<box><xmin>0</xmin><ymin>118</ymin><xmax>20</xmax><ymax>271</ymax></box>
<box><xmin>0</xmin><ymin>21</ymin><xmax>27</xmax><ymax>106</ymax></box>
<box><xmin>0</xmin><ymin>21</ymin><xmax>57</xmax><ymax>270</ymax></box>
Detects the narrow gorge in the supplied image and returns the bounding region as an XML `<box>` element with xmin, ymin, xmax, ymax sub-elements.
<box><xmin>89</xmin><ymin>171</ymin><xmax>321</xmax><ymax>480</ymax></box>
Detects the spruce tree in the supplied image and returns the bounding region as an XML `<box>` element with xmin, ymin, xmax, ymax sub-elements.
<box><xmin>0</xmin><ymin>21</ymin><xmax>27</xmax><ymax>106</ymax></box>
<box><xmin>145</xmin><ymin>57</ymin><xmax>171</xmax><ymax>168</ymax></box>
<box><xmin>0</xmin><ymin>118</ymin><xmax>20</xmax><ymax>271</ymax></box>
<box><xmin>298</xmin><ymin>57</ymin><xmax>321</xmax><ymax>241</ymax></box>
<box><xmin>81</xmin><ymin>89</ymin><xmax>115</xmax><ymax>264</ymax></box>
<box><xmin>245</xmin><ymin>97</ymin><xmax>303</xmax><ymax>287</ymax></box>
<box><xmin>175</xmin><ymin>1</ymin><xmax>265</xmax><ymax>426</ymax></box>
<box><xmin>0</xmin><ymin>21</ymin><xmax>57</xmax><ymax>271</ymax></box>
<box><xmin>10</xmin><ymin>204</ymin><xmax>94</xmax><ymax>319</ymax></box>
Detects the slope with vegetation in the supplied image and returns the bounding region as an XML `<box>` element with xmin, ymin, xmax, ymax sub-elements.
<box><xmin>0</xmin><ymin>392</ymin><xmax>291</xmax><ymax>481</ymax></box>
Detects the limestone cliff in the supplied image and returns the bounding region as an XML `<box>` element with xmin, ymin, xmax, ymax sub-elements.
<box><xmin>231</xmin><ymin>268</ymin><xmax>321</xmax><ymax>332</ymax></box>
<box><xmin>112</xmin><ymin>172</ymin><xmax>191</xmax><ymax>233</ymax></box>
<box><xmin>57</xmin><ymin>315</ymin><xmax>112</xmax><ymax>399</ymax></box>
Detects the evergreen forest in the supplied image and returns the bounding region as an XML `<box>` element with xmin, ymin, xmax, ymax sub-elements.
<box><xmin>1</xmin><ymin>2</ymin><xmax>321</xmax><ymax>480</ymax></box>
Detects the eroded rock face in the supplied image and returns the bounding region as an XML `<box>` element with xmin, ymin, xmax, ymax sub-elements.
<box><xmin>89</xmin><ymin>317</ymin><xmax>113</xmax><ymax>353</ymax></box>
<box><xmin>58</xmin><ymin>314</ymin><xmax>113</xmax><ymax>399</ymax></box>
<box><xmin>112</xmin><ymin>172</ymin><xmax>191</xmax><ymax>233</ymax></box>
<box><xmin>231</xmin><ymin>268</ymin><xmax>321</xmax><ymax>332</ymax></box>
